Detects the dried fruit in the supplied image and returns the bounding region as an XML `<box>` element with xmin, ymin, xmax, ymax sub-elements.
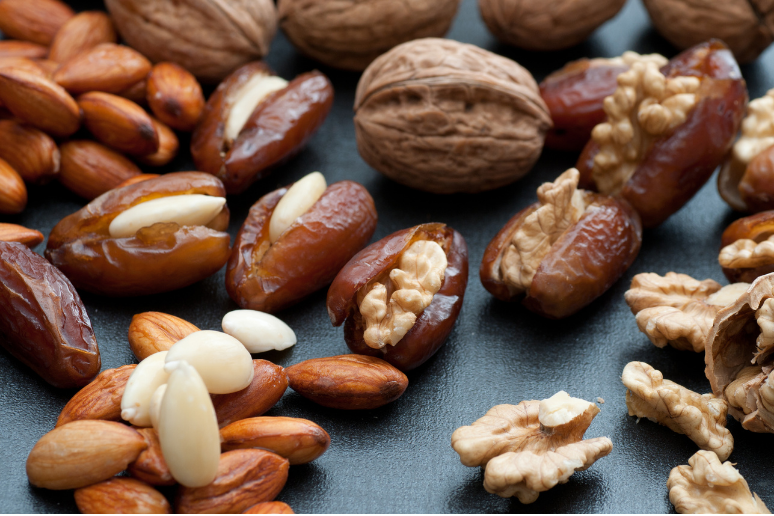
<box><xmin>0</xmin><ymin>223</ymin><xmax>43</xmax><ymax>247</ymax></box>
<box><xmin>48</xmin><ymin>11</ymin><xmax>117</xmax><ymax>64</ymax></box>
<box><xmin>54</xmin><ymin>43</ymin><xmax>152</xmax><ymax>95</ymax></box>
<box><xmin>147</xmin><ymin>62</ymin><xmax>205</xmax><ymax>132</ymax></box>
<box><xmin>58</xmin><ymin>140</ymin><xmax>142</xmax><ymax>201</ymax></box>
<box><xmin>74</xmin><ymin>477</ymin><xmax>171</xmax><ymax>514</ymax></box>
<box><xmin>719</xmin><ymin>211</ymin><xmax>774</xmax><ymax>283</ymax></box>
<box><xmin>121</xmin><ymin>352</ymin><xmax>170</xmax><ymax>427</ymax></box>
<box><xmin>0</xmin><ymin>0</ymin><xmax>74</xmax><ymax>46</ymax></box>
<box><xmin>128</xmin><ymin>427</ymin><xmax>174</xmax><ymax>486</ymax></box>
<box><xmin>128</xmin><ymin>311</ymin><xmax>200</xmax><ymax>361</ymax></box>
<box><xmin>222</xmin><ymin>310</ymin><xmax>296</xmax><ymax>354</ymax></box>
<box><xmin>0</xmin><ymin>159</ymin><xmax>27</xmax><ymax>215</ymax></box>
<box><xmin>221</xmin><ymin>416</ymin><xmax>330</xmax><ymax>465</ymax></box>
<box><xmin>211</xmin><ymin>360</ymin><xmax>288</xmax><ymax>427</ymax></box>
<box><xmin>78</xmin><ymin>92</ymin><xmax>159</xmax><ymax>156</ymax></box>
<box><xmin>0</xmin><ymin>119</ymin><xmax>60</xmax><ymax>185</ymax></box>
<box><xmin>56</xmin><ymin>364</ymin><xmax>136</xmax><ymax>427</ymax></box>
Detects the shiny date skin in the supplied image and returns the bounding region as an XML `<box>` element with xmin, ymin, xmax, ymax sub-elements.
<box><xmin>45</xmin><ymin>172</ymin><xmax>231</xmax><ymax>297</ymax></box>
<box><xmin>719</xmin><ymin>145</ymin><xmax>774</xmax><ymax>213</ymax></box>
<box><xmin>226</xmin><ymin>180</ymin><xmax>377</xmax><ymax>313</ymax></box>
<box><xmin>0</xmin><ymin>241</ymin><xmax>100</xmax><ymax>388</ymax></box>
<box><xmin>720</xmin><ymin>211</ymin><xmax>774</xmax><ymax>283</ymax></box>
<box><xmin>480</xmin><ymin>194</ymin><xmax>642</xmax><ymax>319</ymax></box>
<box><xmin>327</xmin><ymin>223</ymin><xmax>468</xmax><ymax>372</ymax></box>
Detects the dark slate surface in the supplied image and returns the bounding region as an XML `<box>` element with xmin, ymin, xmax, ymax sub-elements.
<box><xmin>3</xmin><ymin>0</ymin><xmax>774</xmax><ymax>513</ymax></box>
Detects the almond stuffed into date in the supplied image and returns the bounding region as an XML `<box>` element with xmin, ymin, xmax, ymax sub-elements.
<box><xmin>327</xmin><ymin>223</ymin><xmax>468</xmax><ymax>371</ymax></box>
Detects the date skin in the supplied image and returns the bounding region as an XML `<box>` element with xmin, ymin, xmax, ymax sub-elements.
<box><xmin>719</xmin><ymin>145</ymin><xmax>774</xmax><ymax>213</ymax></box>
<box><xmin>480</xmin><ymin>194</ymin><xmax>642</xmax><ymax>319</ymax></box>
<box><xmin>327</xmin><ymin>223</ymin><xmax>468</xmax><ymax>371</ymax></box>
<box><xmin>0</xmin><ymin>241</ymin><xmax>100</xmax><ymax>388</ymax></box>
<box><xmin>720</xmin><ymin>211</ymin><xmax>774</xmax><ymax>283</ymax></box>
<box><xmin>45</xmin><ymin>172</ymin><xmax>231</xmax><ymax>297</ymax></box>
<box><xmin>226</xmin><ymin>180</ymin><xmax>377</xmax><ymax>313</ymax></box>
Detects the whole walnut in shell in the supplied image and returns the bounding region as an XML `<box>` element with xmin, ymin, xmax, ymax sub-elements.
<box><xmin>479</xmin><ymin>0</ymin><xmax>626</xmax><ymax>51</ymax></box>
<box><xmin>104</xmin><ymin>0</ymin><xmax>277</xmax><ymax>83</ymax></box>
<box><xmin>354</xmin><ymin>38</ymin><xmax>551</xmax><ymax>194</ymax></box>
<box><xmin>278</xmin><ymin>0</ymin><xmax>461</xmax><ymax>71</ymax></box>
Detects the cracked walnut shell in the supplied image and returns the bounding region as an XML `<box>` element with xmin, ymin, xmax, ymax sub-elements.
<box><xmin>354</xmin><ymin>38</ymin><xmax>551</xmax><ymax>194</ymax></box>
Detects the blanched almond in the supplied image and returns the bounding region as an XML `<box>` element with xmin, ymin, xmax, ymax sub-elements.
<box><xmin>74</xmin><ymin>477</ymin><xmax>171</xmax><ymax>514</ymax></box>
<box><xmin>121</xmin><ymin>352</ymin><xmax>170</xmax><ymax>427</ymax></box>
<box><xmin>0</xmin><ymin>119</ymin><xmax>59</xmax><ymax>184</ymax></box>
<box><xmin>0</xmin><ymin>159</ymin><xmax>27</xmax><ymax>215</ymax></box>
<box><xmin>0</xmin><ymin>223</ymin><xmax>43</xmax><ymax>247</ymax></box>
<box><xmin>128</xmin><ymin>311</ymin><xmax>200</xmax><ymax>361</ymax></box>
<box><xmin>220</xmin><ymin>416</ymin><xmax>330</xmax><ymax>464</ymax></box>
<box><xmin>147</xmin><ymin>62</ymin><xmax>205</xmax><ymax>132</ymax></box>
<box><xmin>78</xmin><ymin>92</ymin><xmax>158</xmax><ymax>155</ymax></box>
<box><xmin>54</xmin><ymin>43</ymin><xmax>151</xmax><ymax>95</ymax></box>
<box><xmin>222</xmin><ymin>310</ymin><xmax>296</xmax><ymax>353</ymax></box>
<box><xmin>225</xmin><ymin>75</ymin><xmax>288</xmax><ymax>144</ymax></box>
<box><xmin>49</xmin><ymin>12</ymin><xmax>117</xmax><ymax>64</ymax></box>
<box><xmin>108</xmin><ymin>194</ymin><xmax>227</xmax><ymax>238</ymax></box>
<box><xmin>149</xmin><ymin>384</ymin><xmax>166</xmax><ymax>430</ymax></box>
<box><xmin>269</xmin><ymin>171</ymin><xmax>327</xmax><ymax>243</ymax></box>
<box><xmin>0</xmin><ymin>68</ymin><xmax>80</xmax><ymax>137</ymax></box>
<box><xmin>0</xmin><ymin>0</ymin><xmax>74</xmax><ymax>46</ymax></box>
<box><xmin>58</xmin><ymin>140</ymin><xmax>141</xmax><ymax>200</ymax></box>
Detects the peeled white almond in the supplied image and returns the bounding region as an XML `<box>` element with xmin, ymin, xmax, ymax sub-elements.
<box><xmin>149</xmin><ymin>384</ymin><xmax>166</xmax><ymax>429</ymax></box>
<box><xmin>269</xmin><ymin>171</ymin><xmax>327</xmax><ymax>243</ymax></box>
<box><xmin>222</xmin><ymin>309</ymin><xmax>297</xmax><ymax>353</ymax></box>
<box><xmin>158</xmin><ymin>361</ymin><xmax>220</xmax><ymax>488</ymax></box>
<box><xmin>165</xmin><ymin>330</ymin><xmax>254</xmax><ymax>394</ymax></box>
<box><xmin>120</xmin><ymin>351</ymin><xmax>170</xmax><ymax>427</ymax></box>
<box><xmin>108</xmin><ymin>194</ymin><xmax>227</xmax><ymax>238</ymax></box>
<box><xmin>226</xmin><ymin>75</ymin><xmax>289</xmax><ymax>142</ymax></box>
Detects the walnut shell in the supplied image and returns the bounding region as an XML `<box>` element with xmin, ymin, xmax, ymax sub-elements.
<box><xmin>479</xmin><ymin>0</ymin><xmax>626</xmax><ymax>51</ymax></box>
<box><xmin>278</xmin><ymin>0</ymin><xmax>460</xmax><ymax>71</ymax></box>
<box><xmin>104</xmin><ymin>0</ymin><xmax>277</xmax><ymax>83</ymax></box>
<box><xmin>354</xmin><ymin>38</ymin><xmax>551</xmax><ymax>194</ymax></box>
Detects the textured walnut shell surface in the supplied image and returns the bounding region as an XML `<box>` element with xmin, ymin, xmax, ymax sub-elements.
<box><xmin>0</xmin><ymin>242</ymin><xmax>100</xmax><ymax>388</ymax></box>
<box><xmin>720</xmin><ymin>211</ymin><xmax>774</xmax><ymax>283</ymax></box>
<box><xmin>104</xmin><ymin>0</ymin><xmax>277</xmax><ymax>83</ymax></box>
<box><xmin>354</xmin><ymin>38</ymin><xmax>551</xmax><ymax>194</ymax></box>
<box><xmin>45</xmin><ymin>172</ymin><xmax>231</xmax><ymax>297</ymax></box>
<box><xmin>327</xmin><ymin>223</ymin><xmax>468</xmax><ymax>371</ymax></box>
<box><xmin>278</xmin><ymin>0</ymin><xmax>460</xmax><ymax>71</ymax></box>
<box><xmin>226</xmin><ymin>180</ymin><xmax>377</xmax><ymax>313</ymax></box>
<box><xmin>479</xmin><ymin>0</ymin><xmax>626</xmax><ymax>51</ymax></box>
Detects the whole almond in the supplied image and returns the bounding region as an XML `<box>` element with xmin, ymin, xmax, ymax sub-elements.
<box><xmin>0</xmin><ymin>40</ymin><xmax>48</xmax><ymax>59</ymax></box>
<box><xmin>285</xmin><ymin>355</ymin><xmax>409</xmax><ymax>410</ymax></box>
<box><xmin>26</xmin><ymin>420</ymin><xmax>147</xmax><ymax>490</ymax></box>
<box><xmin>211</xmin><ymin>360</ymin><xmax>288</xmax><ymax>427</ymax></box>
<box><xmin>0</xmin><ymin>56</ymin><xmax>48</xmax><ymax>76</ymax></box>
<box><xmin>0</xmin><ymin>0</ymin><xmax>74</xmax><ymax>46</ymax></box>
<box><xmin>0</xmin><ymin>223</ymin><xmax>43</xmax><ymax>247</ymax></box>
<box><xmin>128</xmin><ymin>312</ymin><xmax>200</xmax><ymax>361</ymax></box>
<box><xmin>220</xmin><ymin>416</ymin><xmax>330</xmax><ymax>465</ymax></box>
<box><xmin>34</xmin><ymin>59</ymin><xmax>58</xmax><ymax>79</ymax></box>
<box><xmin>0</xmin><ymin>119</ymin><xmax>60</xmax><ymax>184</ymax></box>
<box><xmin>75</xmin><ymin>477</ymin><xmax>171</xmax><ymax>514</ymax></box>
<box><xmin>0</xmin><ymin>159</ymin><xmax>27</xmax><ymax>214</ymax></box>
<box><xmin>0</xmin><ymin>68</ymin><xmax>81</xmax><ymax>137</ymax></box>
<box><xmin>136</xmin><ymin>117</ymin><xmax>179</xmax><ymax>166</ymax></box>
<box><xmin>176</xmin><ymin>449</ymin><xmax>289</xmax><ymax>514</ymax></box>
<box><xmin>147</xmin><ymin>62</ymin><xmax>205</xmax><ymax>132</ymax></box>
<box><xmin>243</xmin><ymin>502</ymin><xmax>294</xmax><ymax>514</ymax></box>
<box><xmin>78</xmin><ymin>92</ymin><xmax>159</xmax><ymax>155</ymax></box>
<box><xmin>56</xmin><ymin>364</ymin><xmax>136</xmax><ymax>428</ymax></box>
<box><xmin>58</xmin><ymin>140</ymin><xmax>141</xmax><ymax>200</ymax></box>
<box><xmin>115</xmin><ymin>173</ymin><xmax>160</xmax><ymax>189</ymax></box>
<box><xmin>49</xmin><ymin>12</ymin><xmax>117</xmax><ymax>64</ymax></box>
<box><xmin>54</xmin><ymin>43</ymin><xmax>151</xmax><ymax>95</ymax></box>
<box><xmin>118</xmin><ymin>79</ymin><xmax>148</xmax><ymax>106</ymax></box>
<box><xmin>128</xmin><ymin>428</ymin><xmax>175</xmax><ymax>486</ymax></box>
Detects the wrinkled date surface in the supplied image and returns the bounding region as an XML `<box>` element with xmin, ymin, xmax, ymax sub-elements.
<box><xmin>0</xmin><ymin>241</ymin><xmax>100</xmax><ymax>388</ymax></box>
<box><xmin>45</xmin><ymin>172</ymin><xmax>231</xmax><ymax>296</ymax></box>
<box><xmin>327</xmin><ymin>223</ymin><xmax>468</xmax><ymax>371</ymax></box>
<box><xmin>719</xmin><ymin>211</ymin><xmax>774</xmax><ymax>283</ymax></box>
<box><xmin>227</xmin><ymin>180</ymin><xmax>377</xmax><ymax>313</ymax></box>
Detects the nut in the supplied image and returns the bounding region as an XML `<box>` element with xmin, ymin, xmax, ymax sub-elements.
<box><xmin>222</xmin><ymin>311</ymin><xmax>296</xmax><ymax>353</ymax></box>
<box><xmin>220</xmin><ymin>416</ymin><xmax>330</xmax><ymax>464</ymax></box>
<box><xmin>105</xmin><ymin>0</ymin><xmax>277</xmax><ymax>83</ymax></box>
<box><xmin>78</xmin><ymin>92</ymin><xmax>159</xmax><ymax>156</ymax></box>
<box><xmin>135</xmin><ymin>117</ymin><xmax>179</xmax><ymax>167</ymax></box>
<box><xmin>128</xmin><ymin>311</ymin><xmax>200</xmax><ymax>361</ymax></box>
<box><xmin>116</xmin><ymin>173</ymin><xmax>161</xmax><ymax>189</ymax></box>
<box><xmin>719</xmin><ymin>212</ymin><xmax>774</xmax><ymax>283</ymax></box>
<box><xmin>147</xmin><ymin>62</ymin><xmax>205</xmax><ymax>132</ymax></box>
<box><xmin>268</xmin><ymin>172</ymin><xmax>327</xmax><ymax>243</ymax></box>
<box><xmin>328</xmin><ymin>223</ymin><xmax>467</xmax><ymax>371</ymax></box>
<box><xmin>109</xmin><ymin>194</ymin><xmax>226</xmax><ymax>238</ymax></box>
<box><xmin>118</xmin><ymin>79</ymin><xmax>149</xmax><ymax>106</ymax></box>
<box><xmin>211</xmin><ymin>360</ymin><xmax>289</xmax><ymax>427</ymax></box>
<box><xmin>0</xmin><ymin>119</ymin><xmax>60</xmax><ymax>185</ymax></box>
<box><xmin>625</xmin><ymin>272</ymin><xmax>749</xmax><ymax>352</ymax></box>
<box><xmin>623</xmin><ymin>361</ymin><xmax>733</xmax><ymax>461</ymax></box>
<box><xmin>0</xmin><ymin>241</ymin><xmax>100</xmax><ymax>388</ymax></box>
<box><xmin>128</xmin><ymin>427</ymin><xmax>174</xmax><ymax>486</ymax></box>
<box><xmin>227</xmin><ymin>178</ymin><xmax>377</xmax><ymax>313</ymax></box>
<box><xmin>0</xmin><ymin>223</ymin><xmax>43</xmax><ymax>247</ymax></box>
<box><xmin>243</xmin><ymin>502</ymin><xmax>294</xmax><ymax>514</ymax></box>
<box><xmin>668</xmin><ymin>450</ymin><xmax>770</xmax><ymax>514</ymax></box>
<box><xmin>48</xmin><ymin>11</ymin><xmax>118</xmax><ymax>64</ymax></box>
<box><xmin>354</xmin><ymin>38</ymin><xmax>551</xmax><ymax>194</ymax></box>
<box><xmin>285</xmin><ymin>354</ymin><xmax>408</xmax><ymax>410</ymax></box>
<box><xmin>121</xmin><ymin>352</ymin><xmax>170</xmax><ymax>427</ymax></box>
<box><xmin>54</xmin><ymin>43</ymin><xmax>152</xmax><ymax>95</ymax></box>
<box><xmin>0</xmin><ymin>56</ymin><xmax>49</xmax><ymax>77</ymax></box>
<box><xmin>278</xmin><ymin>0</ymin><xmax>459</xmax><ymax>71</ymax></box>
<box><xmin>0</xmin><ymin>0</ymin><xmax>74</xmax><ymax>45</ymax></box>
<box><xmin>0</xmin><ymin>159</ymin><xmax>27</xmax><ymax>215</ymax></box>
<box><xmin>149</xmin><ymin>385</ymin><xmax>166</xmax><ymax>429</ymax></box>
<box><xmin>479</xmin><ymin>0</ymin><xmax>625</xmax><ymax>50</ymax></box>
<box><xmin>74</xmin><ymin>477</ymin><xmax>172</xmax><ymax>514</ymax></box>
<box><xmin>0</xmin><ymin>40</ymin><xmax>48</xmax><ymax>59</ymax></box>
<box><xmin>26</xmin><ymin>420</ymin><xmax>146</xmax><ymax>490</ymax></box>
<box><xmin>56</xmin><ymin>364</ymin><xmax>136</xmax><ymax>427</ymax></box>
<box><xmin>58</xmin><ymin>140</ymin><xmax>142</xmax><ymax>201</ymax></box>
<box><xmin>176</xmin><ymin>449</ymin><xmax>289</xmax><ymax>514</ymax></box>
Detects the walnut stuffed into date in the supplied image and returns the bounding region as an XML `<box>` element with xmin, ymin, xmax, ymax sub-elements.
<box><xmin>719</xmin><ymin>211</ymin><xmax>774</xmax><ymax>284</ymax></box>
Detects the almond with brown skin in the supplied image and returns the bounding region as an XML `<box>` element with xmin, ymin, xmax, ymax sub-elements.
<box><xmin>128</xmin><ymin>312</ymin><xmax>200</xmax><ymax>361</ymax></box>
<box><xmin>34</xmin><ymin>59</ymin><xmax>58</xmax><ymax>79</ymax></box>
<box><xmin>285</xmin><ymin>355</ymin><xmax>409</xmax><ymax>410</ymax></box>
<box><xmin>26</xmin><ymin>420</ymin><xmax>147</xmax><ymax>490</ymax></box>
<box><xmin>128</xmin><ymin>428</ymin><xmax>175</xmax><ymax>486</ymax></box>
<box><xmin>49</xmin><ymin>12</ymin><xmax>117</xmax><ymax>64</ymax></box>
<box><xmin>59</xmin><ymin>140</ymin><xmax>141</xmax><ymax>200</ymax></box>
<box><xmin>220</xmin><ymin>417</ymin><xmax>330</xmax><ymax>465</ymax></box>
<box><xmin>118</xmin><ymin>79</ymin><xmax>149</xmax><ymax>106</ymax></box>
<box><xmin>0</xmin><ymin>40</ymin><xmax>48</xmax><ymax>59</ymax></box>
<box><xmin>0</xmin><ymin>223</ymin><xmax>43</xmax><ymax>247</ymax></box>
<box><xmin>56</xmin><ymin>364</ymin><xmax>136</xmax><ymax>428</ymax></box>
<box><xmin>54</xmin><ymin>43</ymin><xmax>151</xmax><ymax>95</ymax></box>
<box><xmin>0</xmin><ymin>57</ymin><xmax>49</xmax><ymax>79</ymax></box>
<box><xmin>75</xmin><ymin>477</ymin><xmax>171</xmax><ymax>514</ymax></box>
<box><xmin>212</xmin><ymin>360</ymin><xmax>288</xmax><ymax>427</ymax></box>
<box><xmin>243</xmin><ymin>502</ymin><xmax>294</xmax><ymax>514</ymax></box>
<box><xmin>0</xmin><ymin>120</ymin><xmax>60</xmax><ymax>185</ymax></box>
<box><xmin>136</xmin><ymin>117</ymin><xmax>179</xmax><ymax>166</ymax></box>
<box><xmin>147</xmin><ymin>62</ymin><xmax>205</xmax><ymax>132</ymax></box>
<box><xmin>176</xmin><ymin>449</ymin><xmax>289</xmax><ymax>514</ymax></box>
<box><xmin>115</xmin><ymin>173</ymin><xmax>160</xmax><ymax>189</ymax></box>
<box><xmin>78</xmin><ymin>92</ymin><xmax>159</xmax><ymax>155</ymax></box>
<box><xmin>0</xmin><ymin>159</ymin><xmax>27</xmax><ymax>215</ymax></box>
<box><xmin>0</xmin><ymin>0</ymin><xmax>74</xmax><ymax>46</ymax></box>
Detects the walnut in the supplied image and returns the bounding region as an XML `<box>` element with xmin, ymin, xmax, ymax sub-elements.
<box><xmin>624</xmin><ymin>272</ymin><xmax>749</xmax><ymax>352</ymax></box>
<box><xmin>479</xmin><ymin>0</ymin><xmax>626</xmax><ymax>51</ymax></box>
<box><xmin>451</xmin><ymin>391</ymin><xmax>612</xmax><ymax>504</ymax></box>
<box><xmin>720</xmin><ymin>236</ymin><xmax>774</xmax><ymax>270</ymax></box>
<box><xmin>104</xmin><ymin>0</ymin><xmax>277</xmax><ymax>83</ymax></box>
<box><xmin>278</xmin><ymin>0</ymin><xmax>460</xmax><ymax>71</ymax></box>
<box><xmin>668</xmin><ymin>450</ymin><xmax>770</xmax><ymax>514</ymax></box>
<box><xmin>623</xmin><ymin>361</ymin><xmax>733</xmax><ymax>461</ymax></box>
<box><xmin>734</xmin><ymin>90</ymin><xmax>774</xmax><ymax>166</ymax></box>
<box><xmin>357</xmin><ymin>240</ymin><xmax>447</xmax><ymax>349</ymax></box>
<box><xmin>353</xmin><ymin>38</ymin><xmax>551</xmax><ymax>194</ymax></box>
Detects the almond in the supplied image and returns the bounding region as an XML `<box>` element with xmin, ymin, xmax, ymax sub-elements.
<box><xmin>220</xmin><ymin>416</ymin><xmax>330</xmax><ymax>465</ymax></box>
<box><xmin>118</xmin><ymin>79</ymin><xmax>148</xmax><ymax>106</ymax></box>
<box><xmin>121</xmin><ymin>352</ymin><xmax>170</xmax><ymax>427</ymax></box>
<box><xmin>147</xmin><ymin>62</ymin><xmax>205</xmax><ymax>132</ymax></box>
<box><xmin>243</xmin><ymin>502</ymin><xmax>294</xmax><ymax>514</ymax></box>
<box><xmin>74</xmin><ymin>477</ymin><xmax>171</xmax><ymax>514</ymax></box>
<box><xmin>26</xmin><ymin>420</ymin><xmax>147</xmax><ymax>490</ymax></box>
<box><xmin>0</xmin><ymin>223</ymin><xmax>43</xmax><ymax>247</ymax></box>
<box><xmin>56</xmin><ymin>364</ymin><xmax>137</xmax><ymax>428</ymax></box>
<box><xmin>34</xmin><ymin>59</ymin><xmax>58</xmax><ymax>79</ymax></box>
<box><xmin>0</xmin><ymin>68</ymin><xmax>80</xmax><ymax>137</ymax></box>
<box><xmin>285</xmin><ymin>354</ymin><xmax>409</xmax><ymax>410</ymax></box>
<box><xmin>0</xmin><ymin>159</ymin><xmax>27</xmax><ymax>215</ymax></box>
<box><xmin>128</xmin><ymin>428</ymin><xmax>175</xmax><ymax>486</ymax></box>
<box><xmin>128</xmin><ymin>312</ymin><xmax>200</xmax><ymax>361</ymax></box>
<box><xmin>0</xmin><ymin>0</ymin><xmax>74</xmax><ymax>46</ymax></box>
<box><xmin>136</xmin><ymin>117</ymin><xmax>179</xmax><ymax>167</ymax></box>
<box><xmin>116</xmin><ymin>173</ymin><xmax>161</xmax><ymax>189</ymax></box>
<box><xmin>212</xmin><ymin>360</ymin><xmax>288</xmax><ymax>427</ymax></box>
<box><xmin>49</xmin><ymin>11</ymin><xmax>117</xmax><ymax>64</ymax></box>
<box><xmin>78</xmin><ymin>92</ymin><xmax>159</xmax><ymax>155</ymax></box>
<box><xmin>0</xmin><ymin>40</ymin><xmax>48</xmax><ymax>59</ymax></box>
<box><xmin>58</xmin><ymin>140</ymin><xmax>141</xmax><ymax>200</ymax></box>
<box><xmin>0</xmin><ymin>119</ymin><xmax>59</xmax><ymax>185</ymax></box>
<box><xmin>176</xmin><ymin>449</ymin><xmax>289</xmax><ymax>514</ymax></box>
<box><xmin>54</xmin><ymin>43</ymin><xmax>151</xmax><ymax>95</ymax></box>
